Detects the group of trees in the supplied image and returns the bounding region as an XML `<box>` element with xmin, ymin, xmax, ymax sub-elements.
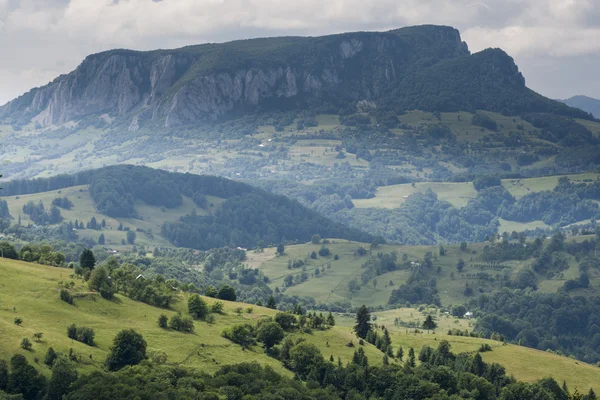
<box><xmin>22</xmin><ymin>201</ymin><xmax>62</xmax><ymax>225</ymax></box>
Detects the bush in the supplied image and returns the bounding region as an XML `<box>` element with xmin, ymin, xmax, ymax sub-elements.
<box><xmin>217</xmin><ymin>285</ymin><xmax>237</xmax><ymax>301</ymax></box>
<box><xmin>105</xmin><ymin>329</ymin><xmax>147</xmax><ymax>371</ymax></box>
<box><xmin>20</xmin><ymin>338</ymin><xmax>32</xmax><ymax>350</ymax></box>
<box><xmin>60</xmin><ymin>289</ymin><xmax>74</xmax><ymax>305</ymax></box>
<box><xmin>275</xmin><ymin>312</ymin><xmax>297</xmax><ymax>331</ymax></box>
<box><xmin>222</xmin><ymin>324</ymin><xmax>255</xmax><ymax>349</ymax></box>
<box><xmin>204</xmin><ymin>285</ymin><xmax>218</xmax><ymax>297</ymax></box>
<box><xmin>67</xmin><ymin>324</ymin><xmax>95</xmax><ymax>346</ymax></box>
<box><xmin>211</xmin><ymin>301</ymin><xmax>225</xmax><ymax>314</ymax></box>
<box><xmin>318</xmin><ymin>246</ymin><xmax>330</xmax><ymax>257</ymax></box>
<box><xmin>158</xmin><ymin>314</ymin><xmax>168</xmax><ymax>328</ymax></box>
<box><xmin>44</xmin><ymin>347</ymin><xmax>58</xmax><ymax>366</ymax></box>
<box><xmin>169</xmin><ymin>313</ymin><xmax>195</xmax><ymax>333</ymax></box>
<box><xmin>257</xmin><ymin>322</ymin><xmax>285</xmax><ymax>349</ymax></box>
<box><xmin>188</xmin><ymin>294</ymin><xmax>208</xmax><ymax>319</ymax></box>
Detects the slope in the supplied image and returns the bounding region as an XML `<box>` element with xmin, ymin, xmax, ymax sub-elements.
<box><xmin>0</xmin><ymin>165</ymin><xmax>372</xmax><ymax>250</ymax></box>
<box><xmin>561</xmin><ymin>95</ymin><xmax>600</xmax><ymax>119</ymax></box>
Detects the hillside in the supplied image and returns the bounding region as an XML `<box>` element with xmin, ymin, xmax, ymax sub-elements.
<box><xmin>0</xmin><ymin>165</ymin><xmax>372</xmax><ymax>250</ymax></box>
<box><xmin>561</xmin><ymin>95</ymin><xmax>600</xmax><ymax>118</ymax></box>
<box><xmin>0</xmin><ymin>25</ymin><xmax>590</xmax><ymax>130</ymax></box>
<box><xmin>1</xmin><ymin>257</ymin><xmax>599</xmax><ymax>394</ymax></box>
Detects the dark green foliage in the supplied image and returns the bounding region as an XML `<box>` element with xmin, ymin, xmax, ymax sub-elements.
<box><xmin>157</xmin><ymin>314</ymin><xmax>168</xmax><ymax>328</ymax></box>
<box><xmin>274</xmin><ymin>312</ymin><xmax>297</xmax><ymax>331</ymax></box>
<box><xmin>472</xmin><ymin>289</ymin><xmax>600</xmax><ymax>363</ymax></box>
<box><xmin>256</xmin><ymin>321</ymin><xmax>285</xmax><ymax>349</ymax></box>
<box><xmin>204</xmin><ymin>285</ymin><xmax>218</xmax><ymax>297</ymax></box>
<box><xmin>0</xmin><ymin>242</ymin><xmax>18</xmax><ymax>260</ymax></box>
<box><xmin>422</xmin><ymin>315</ymin><xmax>437</xmax><ymax>332</ymax></box>
<box><xmin>52</xmin><ymin>197</ymin><xmax>74</xmax><ymax>210</ymax></box>
<box><xmin>79</xmin><ymin>249</ymin><xmax>95</xmax><ymax>270</ymax></box>
<box><xmin>318</xmin><ymin>246</ymin><xmax>330</xmax><ymax>257</ymax></box>
<box><xmin>59</xmin><ymin>289</ymin><xmax>73</xmax><ymax>305</ymax></box>
<box><xmin>126</xmin><ymin>230</ymin><xmax>136</xmax><ymax>245</ymax></box>
<box><xmin>222</xmin><ymin>324</ymin><xmax>255</xmax><ymax>349</ymax></box>
<box><xmin>266</xmin><ymin>295</ymin><xmax>277</xmax><ymax>309</ymax></box>
<box><xmin>44</xmin><ymin>348</ymin><xmax>58</xmax><ymax>367</ymax></box>
<box><xmin>276</xmin><ymin>243</ymin><xmax>285</xmax><ymax>255</ymax></box>
<box><xmin>354</xmin><ymin>305</ymin><xmax>372</xmax><ymax>339</ymax></box>
<box><xmin>187</xmin><ymin>294</ymin><xmax>208</xmax><ymax>319</ymax></box>
<box><xmin>0</xmin><ymin>200</ymin><xmax>11</xmax><ymax>219</ymax></box>
<box><xmin>66</xmin><ymin>324</ymin><xmax>95</xmax><ymax>346</ymax></box>
<box><xmin>88</xmin><ymin>266</ymin><xmax>114</xmax><ymax>299</ymax></box>
<box><xmin>47</xmin><ymin>358</ymin><xmax>78</xmax><ymax>400</ymax></box>
<box><xmin>217</xmin><ymin>284</ymin><xmax>236</xmax><ymax>301</ymax></box>
<box><xmin>22</xmin><ymin>201</ymin><xmax>61</xmax><ymax>225</ymax></box>
<box><xmin>472</xmin><ymin>113</ymin><xmax>498</xmax><ymax>131</ymax></box>
<box><xmin>473</xmin><ymin>175</ymin><xmax>501</xmax><ymax>190</ymax></box>
<box><xmin>98</xmin><ymin>233</ymin><xmax>105</xmax><ymax>245</ymax></box>
<box><xmin>105</xmin><ymin>329</ymin><xmax>147</xmax><ymax>371</ymax></box>
<box><xmin>168</xmin><ymin>313</ymin><xmax>195</xmax><ymax>333</ymax></box>
<box><xmin>6</xmin><ymin>354</ymin><xmax>46</xmax><ymax>400</ymax></box>
<box><xmin>20</xmin><ymin>338</ymin><xmax>32</xmax><ymax>350</ymax></box>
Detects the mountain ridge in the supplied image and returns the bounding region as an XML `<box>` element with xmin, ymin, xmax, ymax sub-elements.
<box><xmin>560</xmin><ymin>95</ymin><xmax>600</xmax><ymax>118</ymax></box>
<box><xmin>1</xmin><ymin>25</ymin><xmax>592</xmax><ymax>131</ymax></box>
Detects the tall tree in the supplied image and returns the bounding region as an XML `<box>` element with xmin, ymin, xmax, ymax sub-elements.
<box><xmin>79</xmin><ymin>248</ymin><xmax>96</xmax><ymax>270</ymax></box>
<box><xmin>422</xmin><ymin>315</ymin><xmax>437</xmax><ymax>333</ymax></box>
<box><xmin>354</xmin><ymin>305</ymin><xmax>372</xmax><ymax>339</ymax></box>
<box><xmin>105</xmin><ymin>330</ymin><xmax>147</xmax><ymax>371</ymax></box>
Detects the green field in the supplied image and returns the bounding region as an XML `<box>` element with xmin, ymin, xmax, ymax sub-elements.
<box><xmin>255</xmin><ymin>239</ymin><xmax>587</xmax><ymax>309</ymax></box>
<box><xmin>2</xmin><ymin>185</ymin><xmax>222</xmax><ymax>249</ymax></box>
<box><xmin>1</xmin><ymin>256</ymin><xmax>599</xmax><ymax>392</ymax></box>
<box><xmin>501</xmin><ymin>172</ymin><xmax>600</xmax><ymax>200</ymax></box>
<box><xmin>0</xmin><ymin>258</ymin><xmax>384</xmax><ymax>376</ymax></box>
<box><xmin>354</xmin><ymin>181</ymin><xmax>478</xmax><ymax>209</ymax></box>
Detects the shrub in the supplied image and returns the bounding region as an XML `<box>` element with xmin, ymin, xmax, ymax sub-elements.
<box><xmin>169</xmin><ymin>313</ymin><xmax>195</xmax><ymax>333</ymax></box>
<box><xmin>211</xmin><ymin>301</ymin><xmax>225</xmax><ymax>314</ymax></box>
<box><xmin>44</xmin><ymin>347</ymin><xmax>58</xmax><ymax>366</ymax></box>
<box><xmin>158</xmin><ymin>314</ymin><xmax>168</xmax><ymax>328</ymax></box>
<box><xmin>257</xmin><ymin>322</ymin><xmax>285</xmax><ymax>349</ymax></box>
<box><xmin>275</xmin><ymin>312</ymin><xmax>297</xmax><ymax>331</ymax></box>
<box><xmin>60</xmin><ymin>289</ymin><xmax>74</xmax><ymax>305</ymax></box>
<box><xmin>188</xmin><ymin>294</ymin><xmax>209</xmax><ymax>319</ymax></box>
<box><xmin>14</xmin><ymin>317</ymin><xmax>23</xmax><ymax>326</ymax></box>
<box><xmin>318</xmin><ymin>246</ymin><xmax>330</xmax><ymax>257</ymax></box>
<box><xmin>222</xmin><ymin>324</ymin><xmax>255</xmax><ymax>349</ymax></box>
<box><xmin>217</xmin><ymin>285</ymin><xmax>236</xmax><ymax>301</ymax></box>
<box><xmin>20</xmin><ymin>338</ymin><xmax>32</xmax><ymax>350</ymax></box>
<box><xmin>204</xmin><ymin>285</ymin><xmax>218</xmax><ymax>298</ymax></box>
<box><xmin>67</xmin><ymin>324</ymin><xmax>95</xmax><ymax>346</ymax></box>
<box><xmin>105</xmin><ymin>329</ymin><xmax>147</xmax><ymax>371</ymax></box>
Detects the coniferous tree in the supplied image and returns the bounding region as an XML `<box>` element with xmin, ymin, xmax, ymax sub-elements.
<box><xmin>422</xmin><ymin>315</ymin><xmax>437</xmax><ymax>333</ymax></box>
<box><xmin>98</xmin><ymin>233</ymin><xmax>105</xmax><ymax>245</ymax></box>
<box><xmin>266</xmin><ymin>295</ymin><xmax>277</xmax><ymax>309</ymax></box>
<box><xmin>408</xmin><ymin>347</ymin><xmax>416</xmax><ymax>367</ymax></box>
<box><xmin>354</xmin><ymin>305</ymin><xmax>372</xmax><ymax>339</ymax></box>
<box><xmin>79</xmin><ymin>248</ymin><xmax>96</xmax><ymax>270</ymax></box>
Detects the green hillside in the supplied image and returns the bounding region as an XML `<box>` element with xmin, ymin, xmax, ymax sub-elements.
<box><xmin>1</xmin><ymin>257</ymin><xmax>599</xmax><ymax>394</ymax></box>
<box><xmin>0</xmin><ymin>258</ymin><xmax>383</xmax><ymax>376</ymax></box>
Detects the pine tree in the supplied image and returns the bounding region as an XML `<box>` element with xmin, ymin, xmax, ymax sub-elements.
<box><xmin>326</xmin><ymin>312</ymin><xmax>335</xmax><ymax>326</ymax></box>
<box><xmin>408</xmin><ymin>347</ymin><xmax>416</xmax><ymax>367</ymax></box>
<box><xmin>98</xmin><ymin>233</ymin><xmax>105</xmax><ymax>245</ymax></box>
<box><xmin>354</xmin><ymin>305</ymin><xmax>372</xmax><ymax>339</ymax></box>
<box><xmin>422</xmin><ymin>315</ymin><xmax>437</xmax><ymax>333</ymax></box>
<box><xmin>266</xmin><ymin>295</ymin><xmax>277</xmax><ymax>309</ymax></box>
<box><xmin>79</xmin><ymin>249</ymin><xmax>96</xmax><ymax>270</ymax></box>
<box><xmin>396</xmin><ymin>346</ymin><xmax>404</xmax><ymax>361</ymax></box>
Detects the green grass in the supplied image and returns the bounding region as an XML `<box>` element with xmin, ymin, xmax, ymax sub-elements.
<box><xmin>354</xmin><ymin>181</ymin><xmax>478</xmax><ymax>209</ymax></box>
<box><xmin>0</xmin><ymin>258</ymin><xmax>385</xmax><ymax>376</ymax></box>
<box><xmin>502</xmin><ymin>173</ymin><xmax>600</xmax><ymax>200</ymax></box>
<box><xmin>3</xmin><ymin>185</ymin><xmax>221</xmax><ymax>249</ymax></box>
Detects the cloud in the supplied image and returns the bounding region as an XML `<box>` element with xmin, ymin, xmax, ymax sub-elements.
<box><xmin>0</xmin><ymin>0</ymin><xmax>599</xmax><ymax>105</ymax></box>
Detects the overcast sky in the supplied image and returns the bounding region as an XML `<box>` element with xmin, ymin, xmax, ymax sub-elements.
<box><xmin>1</xmin><ymin>0</ymin><xmax>599</xmax><ymax>106</ymax></box>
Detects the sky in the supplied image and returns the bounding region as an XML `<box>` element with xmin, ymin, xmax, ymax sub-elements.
<box><xmin>1</xmin><ymin>0</ymin><xmax>600</xmax><ymax>106</ymax></box>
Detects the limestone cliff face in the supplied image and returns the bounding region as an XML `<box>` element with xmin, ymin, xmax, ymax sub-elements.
<box><xmin>0</xmin><ymin>25</ymin><xmax>471</xmax><ymax>129</ymax></box>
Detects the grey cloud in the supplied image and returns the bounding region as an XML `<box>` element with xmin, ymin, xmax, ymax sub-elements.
<box><xmin>0</xmin><ymin>0</ymin><xmax>599</xmax><ymax>105</ymax></box>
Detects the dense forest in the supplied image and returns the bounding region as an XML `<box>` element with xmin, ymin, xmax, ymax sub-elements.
<box><xmin>0</xmin><ymin>165</ymin><xmax>373</xmax><ymax>249</ymax></box>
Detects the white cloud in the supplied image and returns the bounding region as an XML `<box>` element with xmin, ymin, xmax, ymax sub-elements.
<box><xmin>0</xmin><ymin>0</ymin><xmax>599</xmax><ymax>105</ymax></box>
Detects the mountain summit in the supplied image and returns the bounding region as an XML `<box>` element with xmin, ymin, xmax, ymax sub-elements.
<box><xmin>0</xmin><ymin>25</ymin><xmax>591</xmax><ymax>131</ymax></box>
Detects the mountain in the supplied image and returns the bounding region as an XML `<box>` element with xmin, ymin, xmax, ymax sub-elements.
<box><xmin>0</xmin><ymin>25</ymin><xmax>592</xmax><ymax>131</ymax></box>
<box><xmin>0</xmin><ymin>165</ymin><xmax>372</xmax><ymax>249</ymax></box>
<box><xmin>560</xmin><ymin>95</ymin><xmax>600</xmax><ymax>118</ymax></box>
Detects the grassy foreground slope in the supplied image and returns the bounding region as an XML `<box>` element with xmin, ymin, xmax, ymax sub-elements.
<box><xmin>0</xmin><ymin>258</ymin><xmax>383</xmax><ymax>376</ymax></box>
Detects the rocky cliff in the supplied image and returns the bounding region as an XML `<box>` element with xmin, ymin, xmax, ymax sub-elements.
<box><xmin>0</xmin><ymin>25</ymin><xmax>590</xmax><ymax>130</ymax></box>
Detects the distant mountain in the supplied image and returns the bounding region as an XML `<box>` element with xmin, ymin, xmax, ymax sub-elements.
<box><xmin>0</xmin><ymin>25</ymin><xmax>592</xmax><ymax>131</ymax></box>
<box><xmin>560</xmin><ymin>95</ymin><xmax>600</xmax><ymax>118</ymax></box>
